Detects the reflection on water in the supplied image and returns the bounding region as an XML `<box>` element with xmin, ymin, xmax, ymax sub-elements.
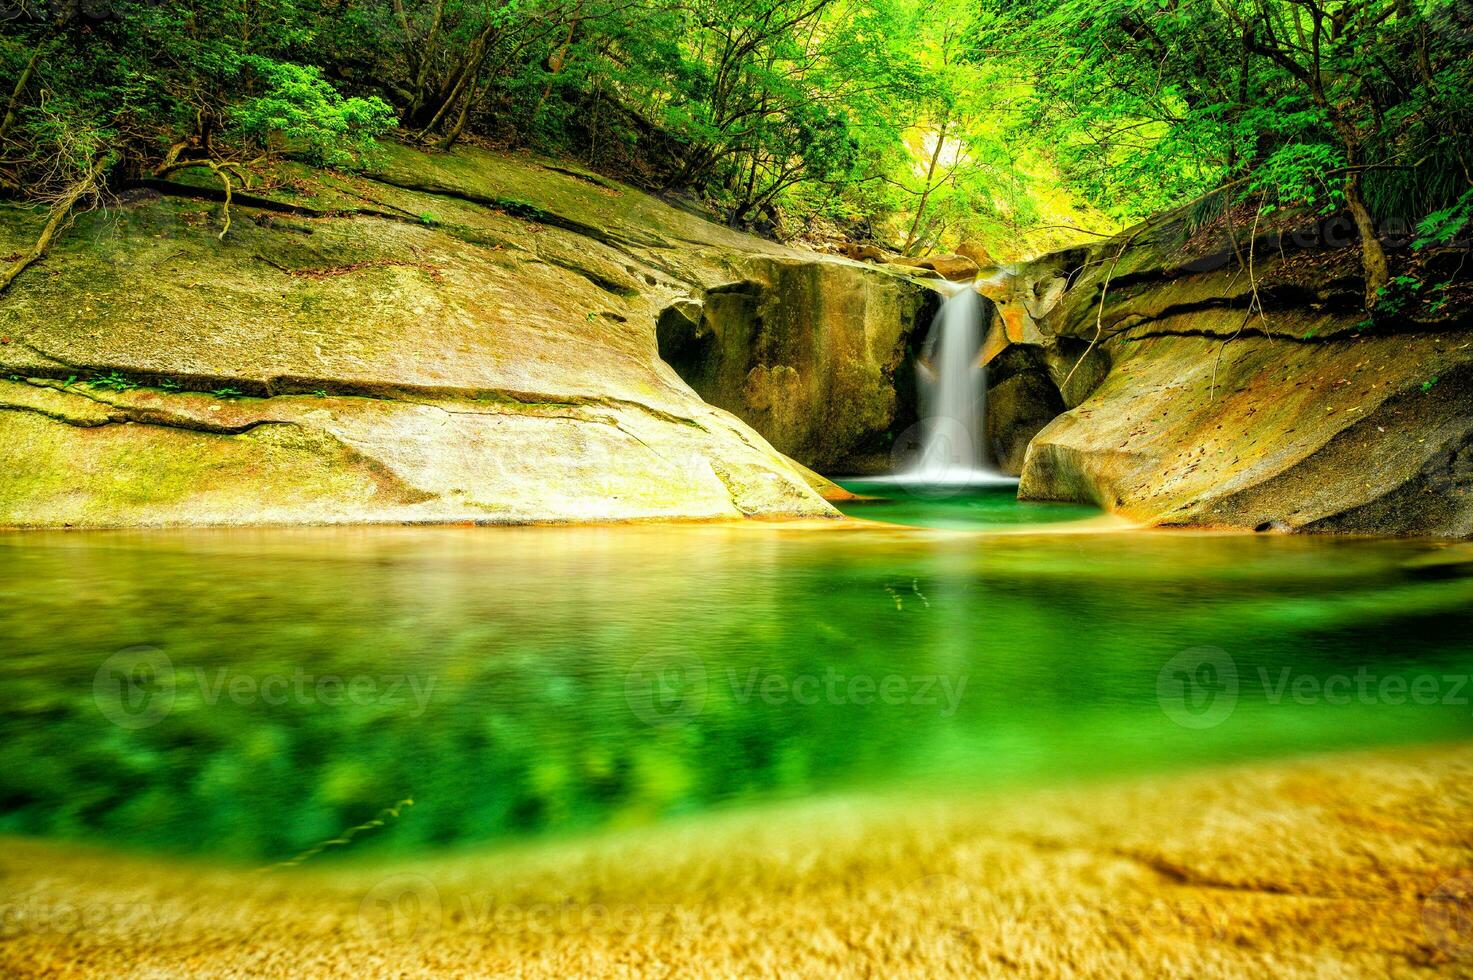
<box><xmin>839</xmin><ymin>480</ymin><xmax>1099</xmax><ymax>529</ymax></box>
<box><xmin>1</xmin><ymin>496</ymin><xmax>1471</xmax><ymax>862</ymax></box>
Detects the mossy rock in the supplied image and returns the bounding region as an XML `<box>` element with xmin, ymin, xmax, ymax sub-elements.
<box><xmin>0</xmin><ymin>144</ymin><xmax>884</xmax><ymax>527</ymax></box>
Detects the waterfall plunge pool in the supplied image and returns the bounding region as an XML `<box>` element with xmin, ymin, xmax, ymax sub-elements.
<box><xmin>2</xmin><ymin>494</ymin><xmax>1471</xmax><ymax>865</ymax></box>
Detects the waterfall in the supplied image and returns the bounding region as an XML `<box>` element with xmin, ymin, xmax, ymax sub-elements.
<box><xmin>896</xmin><ymin>283</ymin><xmax>1015</xmax><ymax>486</ymax></box>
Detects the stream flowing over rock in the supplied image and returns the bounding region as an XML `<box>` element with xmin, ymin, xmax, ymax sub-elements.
<box><xmin>981</xmin><ymin>210</ymin><xmax>1473</xmax><ymax>536</ymax></box>
<box><xmin>0</xmin><ymin>145</ymin><xmax>914</xmax><ymax>527</ymax></box>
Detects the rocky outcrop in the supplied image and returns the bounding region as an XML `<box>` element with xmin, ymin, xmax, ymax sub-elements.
<box><xmin>656</xmin><ymin>259</ymin><xmax>937</xmax><ymax>474</ymax></box>
<box><xmin>887</xmin><ymin>252</ymin><xmax>979</xmax><ymax>282</ymax></box>
<box><xmin>0</xmin><ymin>144</ymin><xmax>880</xmax><ymax>527</ymax></box>
<box><xmin>955</xmin><ymin>241</ymin><xmax>995</xmax><ymax>268</ymax></box>
<box><xmin>984</xmin><ymin>346</ymin><xmax>1066</xmax><ymax>475</ymax></box>
<box><xmin>990</xmin><ymin>208</ymin><xmax>1473</xmax><ymax>535</ymax></box>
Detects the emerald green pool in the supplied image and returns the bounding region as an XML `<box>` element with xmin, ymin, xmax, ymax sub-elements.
<box><xmin>838</xmin><ymin>479</ymin><xmax>1101</xmax><ymax>529</ymax></box>
<box><xmin>2</xmin><ymin>487</ymin><xmax>1471</xmax><ymax>863</ymax></box>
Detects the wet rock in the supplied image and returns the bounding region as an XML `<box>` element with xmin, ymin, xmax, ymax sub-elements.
<box><xmin>988</xmin><ymin>371</ymin><xmax>1066</xmax><ymax>476</ymax></box>
<box><xmin>887</xmin><ymin>253</ymin><xmax>979</xmax><ymax>282</ymax></box>
<box><xmin>657</xmin><ymin>258</ymin><xmax>938</xmax><ymax>474</ymax></box>
<box><xmin>1009</xmin><ymin>210</ymin><xmax>1473</xmax><ymax>535</ymax></box>
<box><xmin>840</xmin><ymin>243</ymin><xmax>889</xmax><ymax>263</ymax></box>
<box><xmin>956</xmin><ymin>241</ymin><xmax>995</xmax><ymax>269</ymax></box>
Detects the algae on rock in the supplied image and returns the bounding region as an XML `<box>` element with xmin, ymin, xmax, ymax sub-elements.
<box><xmin>979</xmin><ymin>210</ymin><xmax>1473</xmax><ymax>536</ymax></box>
<box><xmin>656</xmin><ymin>257</ymin><xmax>938</xmax><ymax>475</ymax></box>
<box><xmin>0</xmin><ymin>145</ymin><xmax>874</xmax><ymax>527</ymax></box>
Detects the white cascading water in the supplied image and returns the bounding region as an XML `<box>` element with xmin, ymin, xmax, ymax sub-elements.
<box><xmin>901</xmin><ymin>283</ymin><xmax>1015</xmax><ymax>486</ymax></box>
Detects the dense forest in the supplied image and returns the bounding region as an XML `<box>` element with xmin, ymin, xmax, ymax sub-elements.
<box><xmin>1</xmin><ymin>0</ymin><xmax>1470</xmax><ymax>304</ymax></box>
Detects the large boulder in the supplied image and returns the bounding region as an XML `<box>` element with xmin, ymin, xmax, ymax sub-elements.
<box><xmin>956</xmin><ymin>241</ymin><xmax>995</xmax><ymax>269</ymax></box>
<box><xmin>984</xmin><ymin>346</ymin><xmax>1067</xmax><ymax>475</ymax></box>
<box><xmin>1004</xmin><ymin>210</ymin><xmax>1473</xmax><ymax>535</ymax></box>
<box><xmin>656</xmin><ymin>258</ymin><xmax>938</xmax><ymax>474</ymax></box>
<box><xmin>887</xmin><ymin>253</ymin><xmax>980</xmax><ymax>282</ymax></box>
<box><xmin>0</xmin><ymin>144</ymin><xmax>854</xmax><ymax>527</ymax></box>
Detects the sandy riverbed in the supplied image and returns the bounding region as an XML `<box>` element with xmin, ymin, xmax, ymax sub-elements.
<box><xmin>2</xmin><ymin>742</ymin><xmax>1470</xmax><ymax>977</ymax></box>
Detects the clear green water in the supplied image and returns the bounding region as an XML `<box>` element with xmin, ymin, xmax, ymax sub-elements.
<box><xmin>838</xmin><ymin>479</ymin><xmax>1101</xmax><ymax>529</ymax></box>
<box><xmin>2</xmin><ymin>488</ymin><xmax>1471</xmax><ymax>863</ymax></box>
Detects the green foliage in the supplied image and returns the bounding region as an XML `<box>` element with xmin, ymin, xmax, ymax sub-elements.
<box><xmin>231</xmin><ymin>59</ymin><xmax>395</xmax><ymax>168</ymax></box>
<box><xmin>1246</xmin><ymin>143</ymin><xmax>1347</xmax><ymax>214</ymax></box>
<box><xmin>1</xmin><ymin>0</ymin><xmax>1062</xmax><ymax>249</ymax></box>
<box><xmin>1414</xmin><ymin>190</ymin><xmax>1473</xmax><ymax>249</ymax></box>
<box><xmin>0</xmin><ymin>1</ymin><xmax>396</xmax><ymax>200</ymax></box>
<box><xmin>87</xmin><ymin>371</ymin><xmax>140</xmax><ymax>393</ymax></box>
<box><xmin>974</xmin><ymin>0</ymin><xmax>1473</xmax><ymax>264</ymax></box>
<box><xmin>0</xmin><ymin>0</ymin><xmax>1466</xmax><ymax>262</ymax></box>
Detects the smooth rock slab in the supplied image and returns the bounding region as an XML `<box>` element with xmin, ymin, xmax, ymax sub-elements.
<box><xmin>0</xmin><ymin>145</ymin><xmax>864</xmax><ymax>527</ymax></box>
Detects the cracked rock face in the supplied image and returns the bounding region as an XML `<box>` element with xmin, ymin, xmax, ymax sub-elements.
<box><xmin>0</xmin><ymin>145</ymin><xmax>848</xmax><ymax>527</ymax></box>
<box><xmin>999</xmin><ymin>211</ymin><xmax>1473</xmax><ymax>535</ymax></box>
<box><xmin>656</xmin><ymin>259</ymin><xmax>938</xmax><ymax>475</ymax></box>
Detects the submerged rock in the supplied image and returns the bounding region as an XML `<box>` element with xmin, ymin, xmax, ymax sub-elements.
<box><xmin>0</xmin><ymin>144</ymin><xmax>856</xmax><ymax>527</ymax></box>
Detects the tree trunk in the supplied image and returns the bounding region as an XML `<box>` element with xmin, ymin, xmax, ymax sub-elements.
<box><xmin>0</xmin><ymin>155</ymin><xmax>112</xmax><ymax>295</ymax></box>
<box><xmin>0</xmin><ymin>45</ymin><xmax>44</xmax><ymax>145</ymax></box>
<box><xmin>903</xmin><ymin>118</ymin><xmax>949</xmax><ymax>255</ymax></box>
<box><xmin>1332</xmin><ymin>117</ymin><xmax>1390</xmax><ymax>307</ymax></box>
<box><xmin>533</xmin><ymin>21</ymin><xmax>577</xmax><ymax>120</ymax></box>
<box><xmin>1343</xmin><ymin>169</ymin><xmax>1389</xmax><ymax>308</ymax></box>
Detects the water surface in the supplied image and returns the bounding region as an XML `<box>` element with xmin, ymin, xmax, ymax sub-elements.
<box><xmin>2</xmin><ymin>488</ymin><xmax>1470</xmax><ymax>863</ymax></box>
